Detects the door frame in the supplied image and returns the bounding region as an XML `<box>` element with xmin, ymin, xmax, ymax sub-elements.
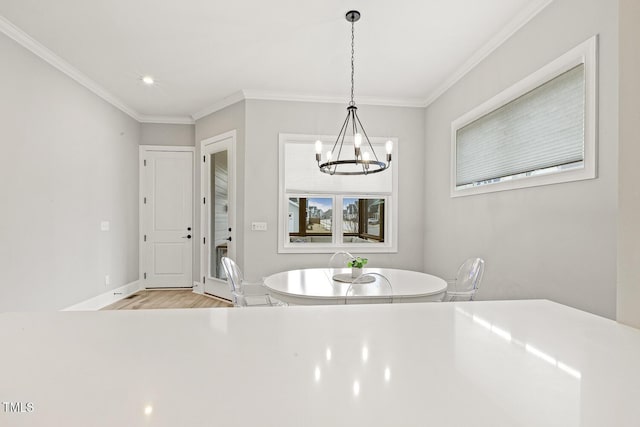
<box><xmin>139</xmin><ymin>145</ymin><xmax>196</xmax><ymax>288</ymax></box>
<box><xmin>200</xmin><ymin>130</ymin><xmax>237</xmax><ymax>298</ymax></box>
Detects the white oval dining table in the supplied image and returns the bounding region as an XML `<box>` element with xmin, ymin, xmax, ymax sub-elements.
<box><xmin>262</xmin><ymin>267</ymin><xmax>447</xmax><ymax>305</ymax></box>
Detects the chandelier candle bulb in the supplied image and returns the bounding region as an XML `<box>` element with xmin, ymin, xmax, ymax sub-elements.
<box><xmin>386</xmin><ymin>140</ymin><xmax>393</xmax><ymax>154</ymax></box>
<box><xmin>326</xmin><ymin>150</ymin><xmax>332</xmax><ymax>161</ymax></box>
<box><xmin>315</xmin><ymin>140</ymin><xmax>323</xmax><ymax>162</ymax></box>
<box><xmin>354</xmin><ymin>133</ymin><xmax>362</xmax><ymax>148</ymax></box>
<box><xmin>363</xmin><ymin>152</ymin><xmax>371</xmax><ymax>170</ymax></box>
<box><xmin>354</xmin><ymin>133</ymin><xmax>362</xmax><ymax>157</ymax></box>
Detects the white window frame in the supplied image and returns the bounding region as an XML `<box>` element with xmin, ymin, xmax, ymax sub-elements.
<box><xmin>451</xmin><ymin>35</ymin><xmax>598</xmax><ymax>197</ymax></box>
<box><xmin>278</xmin><ymin>134</ymin><xmax>399</xmax><ymax>254</ymax></box>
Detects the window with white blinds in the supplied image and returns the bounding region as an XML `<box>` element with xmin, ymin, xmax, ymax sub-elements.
<box><xmin>278</xmin><ymin>133</ymin><xmax>399</xmax><ymax>253</ymax></box>
<box><xmin>451</xmin><ymin>36</ymin><xmax>597</xmax><ymax>197</ymax></box>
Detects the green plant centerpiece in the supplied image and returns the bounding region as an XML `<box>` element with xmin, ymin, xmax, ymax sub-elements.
<box><xmin>347</xmin><ymin>257</ymin><xmax>368</xmax><ymax>278</ymax></box>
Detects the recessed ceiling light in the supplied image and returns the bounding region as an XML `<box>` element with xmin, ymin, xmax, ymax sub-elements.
<box><xmin>142</xmin><ymin>76</ymin><xmax>155</xmax><ymax>85</ymax></box>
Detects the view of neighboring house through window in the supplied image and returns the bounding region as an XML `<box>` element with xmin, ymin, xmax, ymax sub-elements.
<box><xmin>288</xmin><ymin>197</ymin><xmax>333</xmax><ymax>243</ymax></box>
<box><xmin>342</xmin><ymin>198</ymin><xmax>384</xmax><ymax>243</ymax></box>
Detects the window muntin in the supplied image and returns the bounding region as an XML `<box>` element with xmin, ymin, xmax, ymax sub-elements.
<box><xmin>451</xmin><ymin>36</ymin><xmax>597</xmax><ymax>197</ymax></box>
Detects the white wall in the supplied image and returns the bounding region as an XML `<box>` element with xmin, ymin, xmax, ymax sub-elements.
<box><xmin>194</xmin><ymin>102</ymin><xmax>246</xmax><ymax>281</ymax></box>
<box><xmin>617</xmin><ymin>0</ymin><xmax>640</xmax><ymax>327</ymax></box>
<box><xmin>0</xmin><ymin>33</ymin><xmax>140</xmax><ymax>311</ymax></box>
<box><xmin>423</xmin><ymin>0</ymin><xmax>618</xmax><ymax>318</ymax></box>
<box><xmin>243</xmin><ymin>99</ymin><xmax>425</xmax><ymax>281</ymax></box>
<box><xmin>140</xmin><ymin>123</ymin><xmax>194</xmax><ymax>146</ymax></box>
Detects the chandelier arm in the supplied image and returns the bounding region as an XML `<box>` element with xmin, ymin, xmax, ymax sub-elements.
<box><xmin>351</xmin><ymin>109</ymin><xmax>359</xmax><ymax>157</ymax></box>
<box><xmin>353</xmin><ymin>111</ymin><xmax>382</xmax><ymax>162</ymax></box>
<box><xmin>330</xmin><ymin>112</ymin><xmax>351</xmax><ymax>159</ymax></box>
<box><xmin>334</xmin><ymin>113</ymin><xmax>351</xmax><ymax>174</ymax></box>
<box><xmin>354</xmin><ymin>112</ymin><xmax>366</xmax><ymax>174</ymax></box>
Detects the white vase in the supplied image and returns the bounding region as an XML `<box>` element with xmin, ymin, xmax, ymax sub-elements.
<box><xmin>351</xmin><ymin>267</ymin><xmax>362</xmax><ymax>278</ymax></box>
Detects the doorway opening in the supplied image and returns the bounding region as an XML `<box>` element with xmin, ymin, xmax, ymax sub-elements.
<box><xmin>200</xmin><ymin>131</ymin><xmax>236</xmax><ymax>300</ymax></box>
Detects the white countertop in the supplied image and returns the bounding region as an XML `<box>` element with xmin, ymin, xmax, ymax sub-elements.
<box><xmin>1</xmin><ymin>300</ymin><xmax>639</xmax><ymax>426</ymax></box>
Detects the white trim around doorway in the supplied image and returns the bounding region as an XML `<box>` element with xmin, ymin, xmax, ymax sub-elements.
<box><xmin>199</xmin><ymin>130</ymin><xmax>237</xmax><ymax>300</ymax></box>
<box><xmin>139</xmin><ymin>145</ymin><xmax>196</xmax><ymax>289</ymax></box>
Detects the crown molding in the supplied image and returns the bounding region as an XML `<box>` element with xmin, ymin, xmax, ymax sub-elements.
<box><xmin>0</xmin><ymin>15</ymin><xmax>197</xmax><ymax>125</ymax></box>
<box><xmin>178</xmin><ymin>0</ymin><xmax>552</xmax><ymax>121</ymax></box>
<box><xmin>192</xmin><ymin>89</ymin><xmax>426</xmax><ymax>121</ymax></box>
<box><xmin>0</xmin><ymin>15</ymin><xmax>143</xmax><ymax>121</ymax></box>
<box><xmin>423</xmin><ymin>0</ymin><xmax>554</xmax><ymax>107</ymax></box>
<box><xmin>242</xmin><ymin>90</ymin><xmax>427</xmax><ymax>108</ymax></box>
<box><xmin>2</xmin><ymin>0</ymin><xmax>553</xmax><ymax>124</ymax></box>
<box><xmin>191</xmin><ymin>91</ymin><xmax>246</xmax><ymax>121</ymax></box>
<box><xmin>138</xmin><ymin>114</ymin><xmax>195</xmax><ymax>125</ymax></box>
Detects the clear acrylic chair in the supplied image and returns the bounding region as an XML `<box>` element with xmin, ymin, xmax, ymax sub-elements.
<box><xmin>345</xmin><ymin>272</ymin><xmax>393</xmax><ymax>304</ymax></box>
<box><xmin>328</xmin><ymin>251</ymin><xmax>355</xmax><ymax>269</ymax></box>
<box><xmin>443</xmin><ymin>258</ymin><xmax>485</xmax><ymax>302</ymax></box>
<box><xmin>229</xmin><ymin>291</ymin><xmax>268</xmax><ymax>308</ymax></box>
<box><xmin>220</xmin><ymin>257</ymin><xmax>287</xmax><ymax>307</ymax></box>
<box><xmin>326</xmin><ymin>251</ymin><xmax>356</xmax><ymax>280</ymax></box>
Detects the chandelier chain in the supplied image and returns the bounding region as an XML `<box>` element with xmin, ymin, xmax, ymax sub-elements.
<box><xmin>350</xmin><ymin>20</ymin><xmax>355</xmax><ymax>106</ymax></box>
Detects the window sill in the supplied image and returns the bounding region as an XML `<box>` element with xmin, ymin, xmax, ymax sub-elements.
<box><xmin>279</xmin><ymin>243</ymin><xmax>398</xmax><ymax>254</ymax></box>
<box><xmin>450</xmin><ymin>163</ymin><xmax>596</xmax><ymax>197</ymax></box>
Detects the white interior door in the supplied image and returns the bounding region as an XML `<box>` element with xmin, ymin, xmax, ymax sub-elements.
<box><xmin>201</xmin><ymin>131</ymin><xmax>236</xmax><ymax>300</ymax></box>
<box><xmin>140</xmin><ymin>147</ymin><xmax>194</xmax><ymax>288</ymax></box>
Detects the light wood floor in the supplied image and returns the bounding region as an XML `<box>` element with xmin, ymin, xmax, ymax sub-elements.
<box><xmin>102</xmin><ymin>290</ymin><xmax>232</xmax><ymax>310</ymax></box>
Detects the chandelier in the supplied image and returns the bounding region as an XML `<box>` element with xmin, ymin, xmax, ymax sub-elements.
<box><xmin>315</xmin><ymin>10</ymin><xmax>393</xmax><ymax>176</ymax></box>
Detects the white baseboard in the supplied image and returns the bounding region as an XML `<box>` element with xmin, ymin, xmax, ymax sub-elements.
<box><xmin>192</xmin><ymin>281</ymin><xmax>204</xmax><ymax>295</ymax></box>
<box><xmin>62</xmin><ymin>280</ymin><xmax>142</xmax><ymax>311</ymax></box>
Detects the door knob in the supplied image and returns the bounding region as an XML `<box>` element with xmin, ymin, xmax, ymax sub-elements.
<box><xmin>182</xmin><ymin>235</ymin><xmax>192</xmax><ymax>239</ymax></box>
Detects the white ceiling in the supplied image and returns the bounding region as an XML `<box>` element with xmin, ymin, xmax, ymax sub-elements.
<box><xmin>0</xmin><ymin>0</ymin><xmax>552</xmax><ymax>123</ymax></box>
